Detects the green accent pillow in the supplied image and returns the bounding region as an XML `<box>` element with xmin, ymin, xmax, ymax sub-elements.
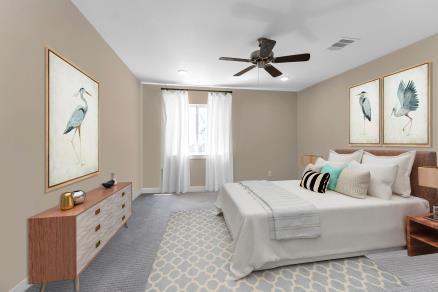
<box><xmin>320</xmin><ymin>164</ymin><xmax>344</xmax><ymax>191</ymax></box>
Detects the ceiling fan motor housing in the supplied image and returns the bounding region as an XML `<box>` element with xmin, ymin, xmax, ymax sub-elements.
<box><xmin>250</xmin><ymin>50</ymin><xmax>274</xmax><ymax>65</ymax></box>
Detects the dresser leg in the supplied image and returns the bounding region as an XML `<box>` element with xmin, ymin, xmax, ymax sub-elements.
<box><xmin>40</xmin><ymin>283</ymin><xmax>47</xmax><ymax>292</ymax></box>
<box><xmin>74</xmin><ymin>276</ymin><xmax>80</xmax><ymax>292</ymax></box>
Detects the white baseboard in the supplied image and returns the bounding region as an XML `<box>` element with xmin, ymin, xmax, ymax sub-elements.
<box><xmin>188</xmin><ymin>186</ymin><xmax>207</xmax><ymax>192</ymax></box>
<box><xmin>141</xmin><ymin>186</ymin><xmax>208</xmax><ymax>194</ymax></box>
<box><xmin>9</xmin><ymin>278</ymin><xmax>31</xmax><ymax>292</ymax></box>
<box><xmin>141</xmin><ymin>187</ymin><xmax>161</xmax><ymax>194</ymax></box>
<box><xmin>132</xmin><ymin>189</ymin><xmax>143</xmax><ymax>201</ymax></box>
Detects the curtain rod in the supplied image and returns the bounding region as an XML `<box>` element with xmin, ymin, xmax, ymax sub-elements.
<box><xmin>161</xmin><ymin>87</ymin><xmax>232</xmax><ymax>94</ymax></box>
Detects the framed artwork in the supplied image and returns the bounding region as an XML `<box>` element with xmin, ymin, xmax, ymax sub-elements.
<box><xmin>349</xmin><ymin>79</ymin><xmax>381</xmax><ymax>145</ymax></box>
<box><xmin>46</xmin><ymin>48</ymin><xmax>99</xmax><ymax>191</ymax></box>
<box><xmin>383</xmin><ymin>63</ymin><xmax>430</xmax><ymax>146</ymax></box>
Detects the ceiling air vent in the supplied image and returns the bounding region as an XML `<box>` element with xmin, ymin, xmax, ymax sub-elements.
<box><xmin>328</xmin><ymin>37</ymin><xmax>358</xmax><ymax>50</ymax></box>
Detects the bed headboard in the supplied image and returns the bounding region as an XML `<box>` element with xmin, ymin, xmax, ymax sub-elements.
<box><xmin>335</xmin><ymin>149</ymin><xmax>437</xmax><ymax>211</ymax></box>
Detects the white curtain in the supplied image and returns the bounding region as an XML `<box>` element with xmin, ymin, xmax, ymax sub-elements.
<box><xmin>206</xmin><ymin>92</ymin><xmax>233</xmax><ymax>191</ymax></box>
<box><xmin>161</xmin><ymin>90</ymin><xmax>190</xmax><ymax>193</ymax></box>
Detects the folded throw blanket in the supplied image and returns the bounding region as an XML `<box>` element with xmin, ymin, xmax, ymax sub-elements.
<box><xmin>239</xmin><ymin>180</ymin><xmax>321</xmax><ymax>240</ymax></box>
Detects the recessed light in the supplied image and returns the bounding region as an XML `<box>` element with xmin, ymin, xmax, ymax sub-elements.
<box><xmin>280</xmin><ymin>77</ymin><xmax>289</xmax><ymax>81</ymax></box>
<box><xmin>177</xmin><ymin>69</ymin><xmax>188</xmax><ymax>75</ymax></box>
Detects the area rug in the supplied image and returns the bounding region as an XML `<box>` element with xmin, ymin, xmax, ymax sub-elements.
<box><xmin>145</xmin><ymin>208</ymin><xmax>406</xmax><ymax>291</ymax></box>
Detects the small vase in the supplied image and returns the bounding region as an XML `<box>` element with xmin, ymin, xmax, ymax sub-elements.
<box><xmin>60</xmin><ymin>192</ymin><xmax>74</xmax><ymax>211</ymax></box>
<box><xmin>111</xmin><ymin>172</ymin><xmax>117</xmax><ymax>185</ymax></box>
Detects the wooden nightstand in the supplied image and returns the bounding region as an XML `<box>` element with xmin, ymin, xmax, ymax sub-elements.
<box><xmin>406</xmin><ymin>213</ymin><xmax>438</xmax><ymax>256</ymax></box>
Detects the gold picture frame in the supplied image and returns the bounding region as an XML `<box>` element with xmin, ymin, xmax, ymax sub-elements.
<box><xmin>349</xmin><ymin>78</ymin><xmax>381</xmax><ymax>146</ymax></box>
<box><xmin>382</xmin><ymin>62</ymin><xmax>431</xmax><ymax>147</ymax></box>
<box><xmin>45</xmin><ymin>48</ymin><xmax>100</xmax><ymax>192</ymax></box>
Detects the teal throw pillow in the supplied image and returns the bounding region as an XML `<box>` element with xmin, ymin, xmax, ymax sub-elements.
<box><xmin>320</xmin><ymin>164</ymin><xmax>344</xmax><ymax>191</ymax></box>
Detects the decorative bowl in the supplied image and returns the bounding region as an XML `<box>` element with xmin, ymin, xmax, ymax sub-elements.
<box><xmin>72</xmin><ymin>190</ymin><xmax>86</xmax><ymax>205</ymax></box>
<box><xmin>102</xmin><ymin>180</ymin><xmax>115</xmax><ymax>189</ymax></box>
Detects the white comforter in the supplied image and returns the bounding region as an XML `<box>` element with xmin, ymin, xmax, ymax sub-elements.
<box><xmin>215</xmin><ymin>180</ymin><xmax>429</xmax><ymax>279</ymax></box>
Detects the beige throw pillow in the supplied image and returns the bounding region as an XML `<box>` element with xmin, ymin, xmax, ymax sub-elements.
<box><xmin>335</xmin><ymin>167</ymin><xmax>371</xmax><ymax>199</ymax></box>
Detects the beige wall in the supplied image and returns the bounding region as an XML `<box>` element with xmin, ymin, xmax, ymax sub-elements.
<box><xmin>297</xmin><ymin>33</ymin><xmax>438</xmax><ymax>175</ymax></box>
<box><xmin>0</xmin><ymin>1</ymin><xmax>141</xmax><ymax>290</ymax></box>
<box><xmin>142</xmin><ymin>85</ymin><xmax>298</xmax><ymax>188</ymax></box>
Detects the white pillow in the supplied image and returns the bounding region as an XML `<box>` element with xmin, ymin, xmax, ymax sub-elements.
<box><xmin>362</xmin><ymin>151</ymin><xmax>415</xmax><ymax>197</ymax></box>
<box><xmin>314</xmin><ymin>157</ymin><xmax>346</xmax><ymax>169</ymax></box>
<box><xmin>328</xmin><ymin>150</ymin><xmax>364</xmax><ymax>164</ymax></box>
<box><xmin>302</xmin><ymin>163</ymin><xmax>323</xmax><ymax>175</ymax></box>
<box><xmin>349</xmin><ymin>161</ymin><xmax>398</xmax><ymax>200</ymax></box>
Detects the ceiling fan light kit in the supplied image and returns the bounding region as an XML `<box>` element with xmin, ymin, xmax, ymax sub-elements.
<box><xmin>219</xmin><ymin>37</ymin><xmax>310</xmax><ymax>78</ymax></box>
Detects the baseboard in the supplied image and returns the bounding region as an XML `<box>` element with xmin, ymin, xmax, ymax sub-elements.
<box><xmin>188</xmin><ymin>186</ymin><xmax>206</xmax><ymax>192</ymax></box>
<box><xmin>141</xmin><ymin>186</ymin><xmax>208</xmax><ymax>194</ymax></box>
<box><xmin>9</xmin><ymin>278</ymin><xmax>31</xmax><ymax>292</ymax></box>
<box><xmin>132</xmin><ymin>189</ymin><xmax>144</xmax><ymax>201</ymax></box>
<box><xmin>141</xmin><ymin>187</ymin><xmax>161</xmax><ymax>194</ymax></box>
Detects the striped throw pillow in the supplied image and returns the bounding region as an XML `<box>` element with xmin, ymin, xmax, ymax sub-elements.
<box><xmin>300</xmin><ymin>170</ymin><xmax>330</xmax><ymax>193</ymax></box>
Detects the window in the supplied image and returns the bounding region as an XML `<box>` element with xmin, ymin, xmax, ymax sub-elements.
<box><xmin>189</xmin><ymin>104</ymin><xmax>208</xmax><ymax>155</ymax></box>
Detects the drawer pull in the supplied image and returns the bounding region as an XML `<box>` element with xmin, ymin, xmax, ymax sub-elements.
<box><xmin>95</xmin><ymin>224</ymin><xmax>101</xmax><ymax>232</ymax></box>
<box><xmin>122</xmin><ymin>215</ymin><xmax>126</xmax><ymax>221</ymax></box>
<box><xmin>122</xmin><ymin>203</ymin><xmax>126</xmax><ymax>209</ymax></box>
<box><xmin>95</xmin><ymin>240</ymin><xmax>101</xmax><ymax>248</ymax></box>
<box><xmin>95</xmin><ymin>208</ymin><xmax>101</xmax><ymax>215</ymax></box>
<box><xmin>121</xmin><ymin>192</ymin><xmax>126</xmax><ymax>197</ymax></box>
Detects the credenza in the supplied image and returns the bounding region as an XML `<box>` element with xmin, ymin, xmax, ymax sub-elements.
<box><xmin>28</xmin><ymin>182</ymin><xmax>132</xmax><ymax>292</ymax></box>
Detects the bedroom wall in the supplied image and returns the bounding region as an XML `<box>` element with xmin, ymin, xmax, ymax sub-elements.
<box><xmin>297</xmin><ymin>33</ymin><xmax>438</xmax><ymax>174</ymax></box>
<box><xmin>0</xmin><ymin>1</ymin><xmax>142</xmax><ymax>291</ymax></box>
<box><xmin>142</xmin><ymin>84</ymin><xmax>298</xmax><ymax>189</ymax></box>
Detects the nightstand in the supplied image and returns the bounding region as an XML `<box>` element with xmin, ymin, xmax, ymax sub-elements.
<box><xmin>406</xmin><ymin>213</ymin><xmax>438</xmax><ymax>256</ymax></box>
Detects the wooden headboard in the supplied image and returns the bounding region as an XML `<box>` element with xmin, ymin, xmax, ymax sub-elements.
<box><xmin>335</xmin><ymin>149</ymin><xmax>437</xmax><ymax>211</ymax></box>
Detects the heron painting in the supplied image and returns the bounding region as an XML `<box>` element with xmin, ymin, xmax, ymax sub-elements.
<box><xmin>349</xmin><ymin>79</ymin><xmax>380</xmax><ymax>144</ymax></box>
<box><xmin>391</xmin><ymin>80</ymin><xmax>418</xmax><ymax>136</ymax></box>
<box><xmin>358</xmin><ymin>91</ymin><xmax>371</xmax><ymax>131</ymax></box>
<box><xmin>64</xmin><ymin>88</ymin><xmax>92</xmax><ymax>166</ymax></box>
<box><xmin>383</xmin><ymin>63</ymin><xmax>429</xmax><ymax>146</ymax></box>
<box><xmin>46</xmin><ymin>49</ymin><xmax>99</xmax><ymax>191</ymax></box>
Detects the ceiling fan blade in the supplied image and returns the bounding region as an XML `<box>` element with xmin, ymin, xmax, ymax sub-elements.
<box><xmin>264</xmin><ymin>64</ymin><xmax>282</xmax><ymax>77</ymax></box>
<box><xmin>273</xmin><ymin>53</ymin><xmax>310</xmax><ymax>63</ymax></box>
<box><xmin>234</xmin><ymin>65</ymin><xmax>256</xmax><ymax>76</ymax></box>
<box><xmin>259</xmin><ymin>38</ymin><xmax>276</xmax><ymax>58</ymax></box>
<box><xmin>219</xmin><ymin>57</ymin><xmax>252</xmax><ymax>62</ymax></box>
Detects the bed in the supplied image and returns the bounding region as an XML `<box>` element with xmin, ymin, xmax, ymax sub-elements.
<box><xmin>215</xmin><ymin>150</ymin><xmax>435</xmax><ymax>279</ymax></box>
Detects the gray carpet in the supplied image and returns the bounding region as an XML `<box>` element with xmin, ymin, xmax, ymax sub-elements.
<box><xmin>368</xmin><ymin>250</ymin><xmax>438</xmax><ymax>292</ymax></box>
<box><xmin>27</xmin><ymin>192</ymin><xmax>217</xmax><ymax>292</ymax></box>
<box><xmin>27</xmin><ymin>192</ymin><xmax>438</xmax><ymax>292</ymax></box>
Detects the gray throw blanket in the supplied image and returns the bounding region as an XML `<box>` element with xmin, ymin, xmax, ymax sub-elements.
<box><xmin>239</xmin><ymin>181</ymin><xmax>321</xmax><ymax>240</ymax></box>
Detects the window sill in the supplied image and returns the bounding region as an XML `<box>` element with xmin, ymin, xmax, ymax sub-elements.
<box><xmin>189</xmin><ymin>154</ymin><xmax>207</xmax><ymax>160</ymax></box>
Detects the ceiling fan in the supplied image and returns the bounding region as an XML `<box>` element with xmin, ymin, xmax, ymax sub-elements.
<box><xmin>219</xmin><ymin>37</ymin><xmax>310</xmax><ymax>77</ymax></box>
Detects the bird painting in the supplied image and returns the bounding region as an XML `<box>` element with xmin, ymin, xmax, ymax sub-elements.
<box><xmin>357</xmin><ymin>91</ymin><xmax>371</xmax><ymax>132</ymax></box>
<box><xmin>391</xmin><ymin>80</ymin><xmax>419</xmax><ymax>136</ymax></box>
<box><xmin>64</xmin><ymin>87</ymin><xmax>91</xmax><ymax>166</ymax></box>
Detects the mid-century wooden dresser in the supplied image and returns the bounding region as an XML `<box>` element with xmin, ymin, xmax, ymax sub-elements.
<box><xmin>28</xmin><ymin>182</ymin><xmax>132</xmax><ymax>292</ymax></box>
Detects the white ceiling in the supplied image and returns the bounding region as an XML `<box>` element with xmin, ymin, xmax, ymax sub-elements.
<box><xmin>72</xmin><ymin>0</ymin><xmax>438</xmax><ymax>91</ymax></box>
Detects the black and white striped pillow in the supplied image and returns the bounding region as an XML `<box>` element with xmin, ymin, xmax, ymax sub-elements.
<box><xmin>300</xmin><ymin>170</ymin><xmax>330</xmax><ymax>193</ymax></box>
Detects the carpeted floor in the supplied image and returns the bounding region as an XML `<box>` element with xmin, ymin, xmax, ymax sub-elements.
<box><xmin>27</xmin><ymin>192</ymin><xmax>438</xmax><ymax>292</ymax></box>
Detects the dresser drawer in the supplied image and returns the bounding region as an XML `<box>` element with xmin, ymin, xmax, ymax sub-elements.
<box><xmin>104</xmin><ymin>186</ymin><xmax>132</xmax><ymax>237</ymax></box>
<box><xmin>76</xmin><ymin>199</ymin><xmax>110</xmax><ymax>272</ymax></box>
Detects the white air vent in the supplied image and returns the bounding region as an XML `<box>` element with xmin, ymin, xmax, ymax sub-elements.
<box><xmin>328</xmin><ymin>37</ymin><xmax>358</xmax><ymax>50</ymax></box>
